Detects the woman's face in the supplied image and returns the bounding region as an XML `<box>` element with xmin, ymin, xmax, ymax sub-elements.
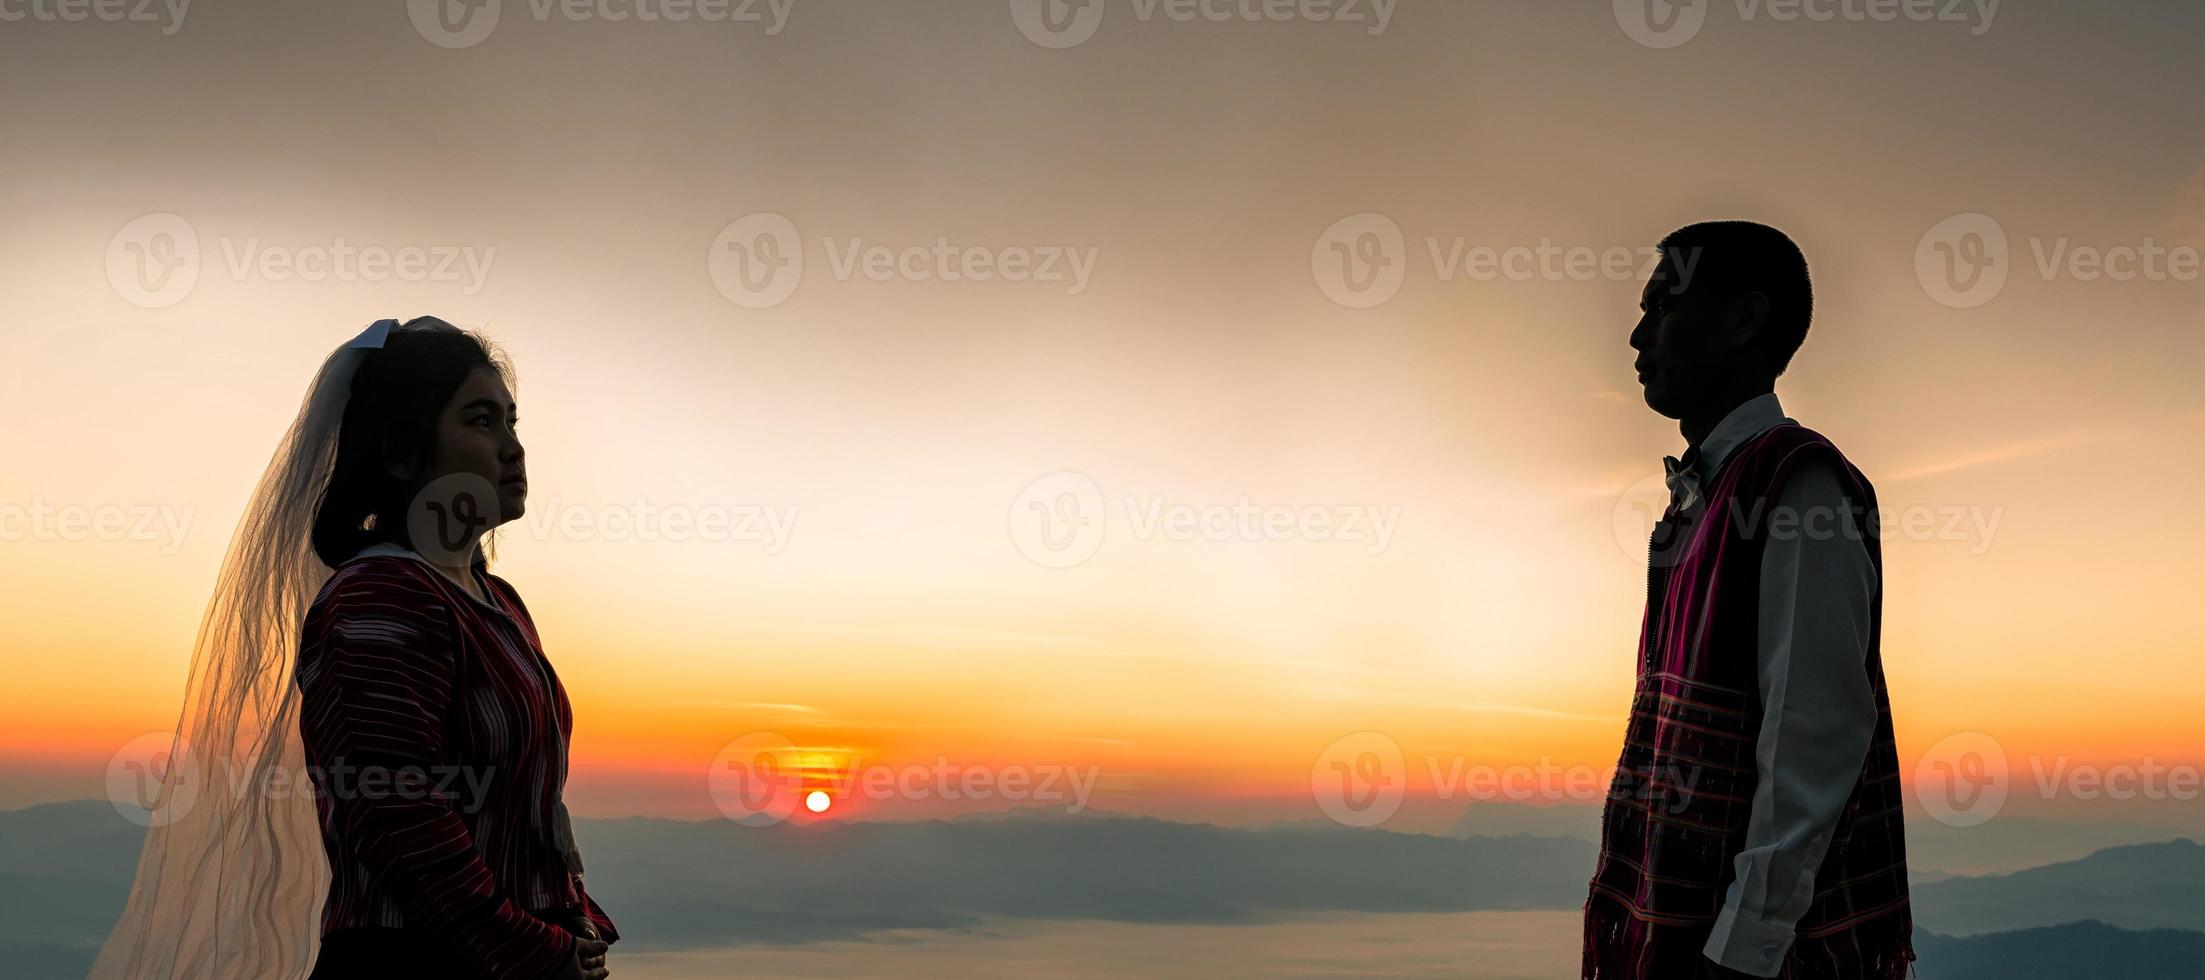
<box><xmin>399</xmin><ymin>366</ymin><xmax>526</xmax><ymax>561</ymax></box>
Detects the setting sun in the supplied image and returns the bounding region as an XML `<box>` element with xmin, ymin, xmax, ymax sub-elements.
<box><xmin>805</xmin><ymin>790</ymin><xmax>832</xmax><ymax>814</ymax></box>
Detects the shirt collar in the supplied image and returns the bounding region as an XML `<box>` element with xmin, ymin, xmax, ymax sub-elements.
<box><xmin>1693</xmin><ymin>391</ymin><xmax>1791</xmax><ymax>479</ymax></box>
<box><xmin>1660</xmin><ymin>392</ymin><xmax>1791</xmax><ymax>505</ymax></box>
<box><xmin>351</xmin><ymin>541</ymin><xmax>422</xmax><ymax>562</ymax></box>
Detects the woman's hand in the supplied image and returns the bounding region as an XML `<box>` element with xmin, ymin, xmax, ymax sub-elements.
<box><xmin>552</xmin><ymin>936</ymin><xmax>610</xmax><ymax>979</ymax></box>
<box><xmin>564</xmin><ymin>915</ymin><xmax>602</xmax><ymax>943</ymax></box>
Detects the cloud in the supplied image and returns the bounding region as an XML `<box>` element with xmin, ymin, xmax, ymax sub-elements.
<box><xmin>756</xmin><ymin>622</ymin><xmax>1108</xmax><ymax>653</ymax></box>
<box><xmin>1303</xmin><ymin>687</ymin><xmax>1612</xmax><ymax>724</ymax></box>
<box><xmin>1882</xmin><ymin>433</ymin><xmax>2079</xmax><ymax>483</ymax></box>
<box><xmin>671</xmin><ymin>700</ymin><xmax>827</xmax><ymax>714</ymax></box>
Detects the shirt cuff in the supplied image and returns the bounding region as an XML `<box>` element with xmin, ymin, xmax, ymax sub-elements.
<box><xmin>1704</xmin><ymin>903</ymin><xmax>1793</xmax><ymax>977</ymax></box>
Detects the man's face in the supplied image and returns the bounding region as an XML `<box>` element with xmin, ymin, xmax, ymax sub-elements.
<box><xmin>1628</xmin><ymin>255</ymin><xmax>1730</xmax><ymax>420</ymax></box>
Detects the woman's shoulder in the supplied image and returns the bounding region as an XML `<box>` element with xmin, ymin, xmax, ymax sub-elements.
<box><xmin>300</xmin><ymin>557</ymin><xmax>466</xmax><ymax>676</ymax></box>
<box><xmin>308</xmin><ymin>555</ymin><xmax>456</xmax><ymax>627</ymax></box>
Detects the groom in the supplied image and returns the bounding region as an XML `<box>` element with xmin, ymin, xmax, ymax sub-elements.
<box><xmin>1582</xmin><ymin>222</ymin><xmax>1915</xmax><ymax>979</ymax></box>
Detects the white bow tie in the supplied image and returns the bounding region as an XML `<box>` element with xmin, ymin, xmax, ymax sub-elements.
<box><xmin>1662</xmin><ymin>451</ymin><xmax>1704</xmax><ymax>513</ymax></box>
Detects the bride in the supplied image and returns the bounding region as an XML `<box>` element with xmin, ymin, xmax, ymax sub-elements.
<box><xmin>92</xmin><ymin>318</ymin><xmax>617</xmax><ymax>979</ymax></box>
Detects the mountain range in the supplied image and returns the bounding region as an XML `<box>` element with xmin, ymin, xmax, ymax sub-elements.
<box><xmin>7</xmin><ymin>799</ymin><xmax>2202</xmax><ymax>978</ymax></box>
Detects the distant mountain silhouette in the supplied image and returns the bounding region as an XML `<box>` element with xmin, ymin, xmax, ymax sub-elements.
<box><xmin>572</xmin><ymin>812</ymin><xmax>1595</xmax><ymax>948</ymax></box>
<box><xmin>14</xmin><ymin>795</ymin><xmax>2205</xmax><ymax>976</ymax></box>
<box><xmin>1914</xmin><ymin>920</ymin><xmax>2205</xmax><ymax>979</ymax></box>
<box><xmin>1442</xmin><ymin>802</ymin><xmax>2195</xmax><ymax>877</ymax></box>
<box><xmin>1900</xmin><ymin>815</ymin><xmax>2198</xmax><ymax>877</ymax></box>
<box><xmin>1446</xmin><ymin>802</ymin><xmax>1602</xmax><ymax>840</ymax></box>
<box><xmin>1912</xmin><ymin>838</ymin><xmax>2205</xmax><ymax>936</ymax></box>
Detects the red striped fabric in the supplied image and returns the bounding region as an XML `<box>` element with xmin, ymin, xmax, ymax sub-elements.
<box><xmin>297</xmin><ymin>554</ymin><xmax>620</xmax><ymax>979</ymax></box>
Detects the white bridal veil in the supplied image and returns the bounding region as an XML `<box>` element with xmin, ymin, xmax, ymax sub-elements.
<box><xmin>90</xmin><ymin>320</ymin><xmax>398</xmax><ymax>979</ymax></box>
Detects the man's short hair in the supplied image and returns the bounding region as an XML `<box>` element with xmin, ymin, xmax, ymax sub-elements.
<box><xmin>1657</xmin><ymin>221</ymin><xmax>1813</xmax><ymax>376</ymax></box>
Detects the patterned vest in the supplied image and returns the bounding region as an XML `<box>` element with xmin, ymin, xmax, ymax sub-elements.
<box><xmin>1583</xmin><ymin>424</ymin><xmax>1915</xmax><ymax>979</ymax></box>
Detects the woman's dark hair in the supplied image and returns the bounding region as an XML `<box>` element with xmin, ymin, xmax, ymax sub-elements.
<box><xmin>310</xmin><ymin>317</ymin><xmax>510</xmax><ymax>569</ymax></box>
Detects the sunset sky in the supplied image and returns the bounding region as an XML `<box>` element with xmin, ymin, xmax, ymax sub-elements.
<box><xmin>2</xmin><ymin>1</ymin><xmax>2201</xmax><ymax>834</ymax></box>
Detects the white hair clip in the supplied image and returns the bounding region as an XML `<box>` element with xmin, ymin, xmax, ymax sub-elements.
<box><xmin>347</xmin><ymin>318</ymin><xmax>398</xmax><ymax>350</ymax></box>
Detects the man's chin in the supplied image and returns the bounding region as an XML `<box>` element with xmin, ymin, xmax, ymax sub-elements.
<box><xmin>1640</xmin><ymin>385</ymin><xmax>1685</xmax><ymax>420</ymax></box>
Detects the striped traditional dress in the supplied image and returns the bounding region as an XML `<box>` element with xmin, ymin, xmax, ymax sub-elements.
<box><xmin>296</xmin><ymin>546</ymin><xmax>619</xmax><ymax>979</ymax></box>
